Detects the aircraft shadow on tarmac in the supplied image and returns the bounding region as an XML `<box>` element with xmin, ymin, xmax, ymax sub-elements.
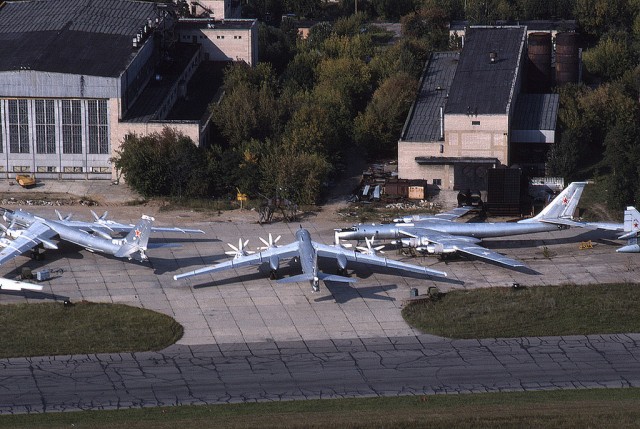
<box><xmin>315</xmin><ymin>283</ymin><xmax>398</xmax><ymax>304</ymax></box>
<box><xmin>153</xmin><ymin>254</ymin><xmax>231</xmax><ymax>275</ymax></box>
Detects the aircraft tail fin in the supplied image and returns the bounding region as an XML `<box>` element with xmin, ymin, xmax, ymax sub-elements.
<box><xmin>619</xmin><ymin>206</ymin><xmax>640</xmax><ymax>239</ymax></box>
<box><xmin>529</xmin><ymin>182</ymin><xmax>587</xmax><ymax>222</ymax></box>
<box><xmin>114</xmin><ymin>215</ymin><xmax>154</xmax><ymax>260</ymax></box>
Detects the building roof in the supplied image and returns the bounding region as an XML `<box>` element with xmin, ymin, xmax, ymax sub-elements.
<box><xmin>177</xmin><ymin>18</ymin><xmax>256</xmax><ymax>31</ymax></box>
<box><xmin>445</xmin><ymin>26</ymin><xmax>526</xmax><ymax>115</ymax></box>
<box><xmin>0</xmin><ymin>0</ymin><xmax>158</xmax><ymax>77</ymax></box>
<box><xmin>400</xmin><ymin>51</ymin><xmax>459</xmax><ymax>142</ymax></box>
<box><xmin>512</xmin><ymin>93</ymin><xmax>559</xmax><ymax>131</ymax></box>
<box><xmin>450</xmin><ymin>20</ymin><xmax>577</xmax><ymax>33</ymax></box>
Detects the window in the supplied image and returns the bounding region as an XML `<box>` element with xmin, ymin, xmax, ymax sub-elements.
<box><xmin>91</xmin><ymin>166</ymin><xmax>110</xmax><ymax>173</ymax></box>
<box><xmin>88</xmin><ymin>100</ymin><xmax>109</xmax><ymax>154</ymax></box>
<box><xmin>472</xmin><ymin>120</ymin><xmax>480</xmax><ymax>125</ymax></box>
<box><xmin>234</xmin><ymin>35</ymin><xmax>242</xmax><ymax>40</ymax></box>
<box><xmin>8</xmin><ymin>99</ymin><xmax>29</xmax><ymax>153</ymax></box>
<box><xmin>433</xmin><ymin>179</ymin><xmax>442</xmax><ymax>186</ymax></box>
<box><xmin>63</xmin><ymin>166</ymin><xmax>83</xmax><ymax>173</ymax></box>
<box><xmin>37</xmin><ymin>166</ymin><xmax>57</xmax><ymax>173</ymax></box>
<box><xmin>35</xmin><ymin>100</ymin><xmax>56</xmax><ymax>154</ymax></box>
<box><xmin>62</xmin><ymin>100</ymin><xmax>82</xmax><ymax>154</ymax></box>
<box><xmin>13</xmin><ymin>165</ymin><xmax>29</xmax><ymax>172</ymax></box>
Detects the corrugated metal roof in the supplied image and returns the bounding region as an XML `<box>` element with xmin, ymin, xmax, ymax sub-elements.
<box><xmin>512</xmin><ymin>93</ymin><xmax>559</xmax><ymax>130</ymax></box>
<box><xmin>401</xmin><ymin>51</ymin><xmax>459</xmax><ymax>142</ymax></box>
<box><xmin>0</xmin><ymin>0</ymin><xmax>158</xmax><ymax>77</ymax></box>
<box><xmin>445</xmin><ymin>26</ymin><xmax>526</xmax><ymax>115</ymax></box>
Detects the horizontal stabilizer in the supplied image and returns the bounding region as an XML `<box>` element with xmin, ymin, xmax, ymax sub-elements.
<box><xmin>0</xmin><ymin>278</ymin><xmax>43</xmax><ymax>291</ymax></box>
<box><xmin>317</xmin><ymin>273</ymin><xmax>357</xmax><ymax>283</ymax></box>
<box><xmin>276</xmin><ymin>273</ymin><xmax>314</xmax><ymax>284</ymax></box>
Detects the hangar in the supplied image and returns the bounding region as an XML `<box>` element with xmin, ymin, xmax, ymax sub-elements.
<box><xmin>398</xmin><ymin>26</ymin><xmax>573</xmax><ymax>191</ymax></box>
<box><xmin>0</xmin><ymin>0</ymin><xmax>256</xmax><ymax>181</ymax></box>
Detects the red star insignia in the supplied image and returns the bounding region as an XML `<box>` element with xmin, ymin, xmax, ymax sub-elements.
<box><xmin>634</xmin><ymin>220</ymin><xmax>639</xmax><ymax>229</ymax></box>
<box><xmin>562</xmin><ymin>196</ymin><xmax>568</xmax><ymax>205</ymax></box>
<box><xmin>134</xmin><ymin>229</ymin><xmax>141</xmax><ymax>239</ymax></box>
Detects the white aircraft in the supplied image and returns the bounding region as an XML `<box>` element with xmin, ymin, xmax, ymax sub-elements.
<box><xmin>0</xmin><ymin>210</ymin><xmax>178</xmax><ymax>265</ymax></box>
<box><xmin>0</xmin><ymin>277</ymin><xmax>43</xmax><ymax>292</ymax></box>
<box><xmin>174</xmin><ymin>227</ymin><xmax>447</xmax><ymax>292</ymax></box>
<box><xmin>336</xmin><ymin>182</ymin><xmax>587</xmax><ymax>269</ymax></box>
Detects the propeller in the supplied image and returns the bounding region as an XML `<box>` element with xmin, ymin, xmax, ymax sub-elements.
<box><xmin>259</xmin><ymin>233</ymin><xmax>281</xmax><ymax>250</ymax></box>
<box><xmin>55</xmin><ymin>209</ymin><xmax>73</xmax><ymax>221</ymax></box>
<box><xmin>91</xmin><ymin>210</ymin><xmax>110</xmax><ymax>222</ymax></box>
<box><xmin>356</xmin><ymin>237</ymin><xmax>385</xmax><ymax>256</ymax></box>
<box><xmin>225</xmin><ymin>238</ymin><xmax>254</xmax><ymax>259</ymax></box>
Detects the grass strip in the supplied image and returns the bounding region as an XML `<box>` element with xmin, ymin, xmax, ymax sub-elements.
<box><xmin>1</xmin><ymin>388</ymin><xmax>640</xmax><ymax>428</ymax></box>
<box><xmin>0</xmin><ymin>301</ymin><xmax>183</xmax><ymax>358</ymax></box>
<box><xmin>402</xmin><ymin>283</ymin><xmax>640</xmax><ymax>338</ymax></box>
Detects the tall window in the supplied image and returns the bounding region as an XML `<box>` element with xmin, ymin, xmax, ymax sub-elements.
<box><xmin>62</xmin><ymin>100</ymin><xmax>82</xmax><ymax>154</ymax></box>
<box><xmin>8</xmin><ymin>99</ymin><xmax>29</xmax><ymax>153</ymax></box>
<box><xmin>88</xmin><ymin>100</ymin><xmax>109</xmax><ymax>154</ymax></box>
<box><xmin>35</xmin><ymin>100</ymin><xmax>56</xmax><ymax>154</ymax></box>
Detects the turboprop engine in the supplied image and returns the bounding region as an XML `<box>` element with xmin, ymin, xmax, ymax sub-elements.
<box><xmin>394</xmin><ymin>237</ymin><xmax>457</xmax><ymax>255</ymax></box>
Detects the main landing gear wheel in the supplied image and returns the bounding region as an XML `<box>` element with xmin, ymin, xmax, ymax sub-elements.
<box><xmin>269</xmin><ymin>270</ymin><xmax>278</xmax><ymax>280</ymax></box>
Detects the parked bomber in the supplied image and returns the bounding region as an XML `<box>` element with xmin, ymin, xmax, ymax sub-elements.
<box><xmin>336</xmin><ymin>182</ymin><xmax>588</xmax><ymax>269</ymax></box>
<box><xmin>0</xmin><ymin>208</ymin><xmax>202</xmax><ymax>265</ymax></box>
<box><xmin>174</xmin><ymin>226</ymin><xmax>447</xmax><ymax>292</ymax></box>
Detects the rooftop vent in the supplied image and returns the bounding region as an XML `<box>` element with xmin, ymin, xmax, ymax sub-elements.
<box><xmin>489</xmin><ymin>51</ymin><xmax>497</xmax><ymax>63</ymax></box>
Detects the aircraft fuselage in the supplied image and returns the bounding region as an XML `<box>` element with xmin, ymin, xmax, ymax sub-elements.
<box><xmin>337</xmin><ymin>220</ymin><xmax>564</xmax><ymax>241</ymax></box>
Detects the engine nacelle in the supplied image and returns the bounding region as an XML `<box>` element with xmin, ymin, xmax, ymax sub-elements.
<box><xmin>397</xmin><ymin>237</ymin><xmax>456</xmax><ymax>255</ymax></box>
<box><xmin>269</xmin><ymin>255</ymin><xmax>280</xmax><ymax>271</ymax></box>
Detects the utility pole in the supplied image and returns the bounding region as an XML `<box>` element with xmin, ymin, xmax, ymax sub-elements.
<box><xmin>355</xmin><ymin>0</ymin><xmax>358</xmax><ymax>14</ymax></box>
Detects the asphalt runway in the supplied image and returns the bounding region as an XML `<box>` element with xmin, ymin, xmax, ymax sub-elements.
<box><xmin>2</xmin><ymin>334</ymin><xmax>639</xmax><ymax>413</ymax></box>
<box><xmin>1</xmin><ymin>202</ymin><xmax>639</xmax><ymax>413</ymax></box>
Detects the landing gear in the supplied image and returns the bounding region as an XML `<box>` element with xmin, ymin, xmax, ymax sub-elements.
<box><xmin>269</xmin><ymin>269</ymin><xmax>278</xmax><ymax>280</ymax></box>
<box><xmin>312</xmin><ymin>281</ymin><xmax>320</xmax><ymax>293</ymax></box>
<box><xmin>30</xmin><ymin>249</ymin><xmax>45</xmax><ymax>261</ymax></box>
<box><xmin>336</xmin><ymin>267</ymin><xmax>346</xmax><ymax>276</ymax></box>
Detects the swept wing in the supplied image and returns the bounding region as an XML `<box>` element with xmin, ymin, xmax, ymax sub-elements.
<box><xmin>0</xmin><ymin>222</ymin><xmax>58</xmax><ymax>266</ymax></box>
<box><xmin>174</xmin><ymin>241</ymin><xmax>300</xmax><ymax>280</ymax></box>
<box><xmin>397</xmin><ymin>228</ymin><xmax>526</xmax><ymax>268</ymax></box>
<box><xmin>314</xmin><ymin>242</ymin><xmax>447</xmax><ymax>277</ymax></box>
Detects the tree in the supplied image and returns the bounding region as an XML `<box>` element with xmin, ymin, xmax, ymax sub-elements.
<box><xmin>574</xmin><ymin>0</ymin><xmax>633</xmax><ymax>38</ymax></box>
<box><xmin>354</xmin><ymin>72</ymin><xmax>419</xmax><ymax>158</ymax></box>
<box><xmin>260</xmin><ymin>142</ymin><xmax>331</xmax><ymax>204</ymax></box>
<box><xmin>582</xmin><ymin>32</ymin><xmax>637</xmax><ymax>82</ymax></box>
<box><xmin>112</xmin><ymin>128</ymin><xmax>206</xmax><ymax>198</ymax></box>
<box><xmin>604</xmin><ymin>118</ymin><xmax>640</xmax><ymax>209</ymax></box>
<box><xmin>258</xmin><ymin>23</ymin><xmax>294</xmax><ymax>72</ymax></box>
<box><xmin>211</xmin><ymin>63</ymin><xmax>282</xmax><ymax>146</ymax></box>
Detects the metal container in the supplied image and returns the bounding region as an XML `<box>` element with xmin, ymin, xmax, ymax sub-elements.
<box><xmin>527</xmin><ymin>32</ymin><xmax>552</xmax><ymax>93</ymax></box>
<box><xmin>555</xmin><ymin>32</ymin><xmax>579</xmax><ymax>86</ymax></box>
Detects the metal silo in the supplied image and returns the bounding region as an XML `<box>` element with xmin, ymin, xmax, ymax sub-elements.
<box><xmin>555</xmin><ymin>32</ymin><xmax>580</xmax><ymax>86</ymax></box>
<box><xmin>527</xmin><ymin>32</ymin><xmax>552</xmax><ymax>93</ymax></box>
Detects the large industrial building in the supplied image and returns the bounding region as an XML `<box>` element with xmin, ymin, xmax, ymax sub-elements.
<box><xmin>398</xmin><ymin>25</ymin><xmax>579</xmax><ymax>192</ymax></box>
<box><xmin>0</xmin><ymin>0</ymin><xmax>256</xmax><ymax>181</ymax></box>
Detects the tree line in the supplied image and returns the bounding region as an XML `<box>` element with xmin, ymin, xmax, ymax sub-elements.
<box><xmin>115</xmin><ymin>0</ymin><xmax>640</xmax><ymax>209</ymax></box>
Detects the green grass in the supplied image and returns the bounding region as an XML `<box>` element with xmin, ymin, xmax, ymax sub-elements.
<box><xmin>402</xmin><ymin>283</ymin><xmax>640</xmax><ymax>339</ymax></box>
<box><xmin>1</xmin><ymin>388</ymin><xmax>640</xmax><ymax>428</ymax></box>
<box><xmin>0</xmin><ymin>302</ymin><xmax>183</xmax><ymax>358</ymax></box>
